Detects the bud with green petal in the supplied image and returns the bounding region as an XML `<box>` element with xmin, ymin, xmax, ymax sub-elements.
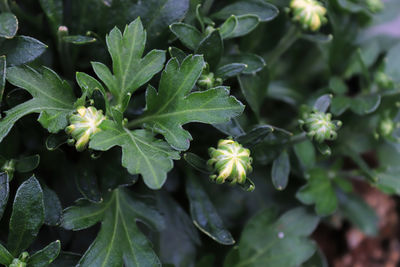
<box><xmin>197</xmin><ymin>72</ymin><xmax>223</xmax><ymax>90</ymax></box>
<box><xmin>207</xmin><ymin>139</ymin><xmax>253</xmax><ymax>184</ymax></box>
<box><xmin>290</xmin><ymin>0</ymin><xmax>327</xmax><ymax>31</ymax></box>
<box><xmin>1</xmin><ymin>159</ymin><xmax>15</xmax><ymax>178</ymax></box>
<box><xmin>9</xmin><ymin>252</ymin><xmax>29</xmax><ymax>267</ymax></box>
<box><xmin>65</xmin><ymin>106</ymin><xmax>106</xmax><ymax>151</ymax></box>
<box><xmin>299</xmin><ymin>111</ymin><xmax>342</xmax><ymax>143</ymax></box>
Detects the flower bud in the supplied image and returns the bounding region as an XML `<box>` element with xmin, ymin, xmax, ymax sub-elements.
<box><xmin>66</xmin><ymin>106</ymin><xmax>106</xmax><ymax>151</ymax></box>
<box><xmin>207</xmin><ymin>139</ymin><xmax>252</xmax><ymax>184</ymax></box>
<box><xmin>290</xmin><ymin>0</ymin><xmax>327</xmax><ymax>31</ymax></box>
<box><xmin>197</xmin><ymin>72</ymin><xmax>223</xmax><ymax>90</ymax></box>
<box><xmin>300</xmin><ymin>111</ymin><xmax>342</xmax><ymax>143</ymax></box>
<box><xmin>375</xmin><ymin>71</ymin><xmax>393</xmax><ymax>89</ymax></box>
<box><xmin>366</xmin><ymin>0</ymin><xmax>383</xmax><ymax>12</ymax></box>
<box><xmin>9</xmin><ymin>252</ymin><xmax>29</xmax><ymax>267</ymax></box>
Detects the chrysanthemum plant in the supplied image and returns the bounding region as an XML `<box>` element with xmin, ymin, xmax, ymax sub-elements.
<box><xmin>0</xmin><ymin>0</ymin><xmax>398</xmax><ymax>266</ymax></box>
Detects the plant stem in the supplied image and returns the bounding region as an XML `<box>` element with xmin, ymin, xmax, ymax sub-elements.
<box><xmin>268</xmin><ymin>24</ymin><xmax>302</xmax><ymax>67</ymax></box>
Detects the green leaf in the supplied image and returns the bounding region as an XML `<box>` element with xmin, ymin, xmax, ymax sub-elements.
<box><xmin>196</xmin><ymin>30</ymin><xmax>223</xmax><ymax>68</ymax></box>
<box><xmin>220</xmin><ymin>15</ymin><xmax>238</xmax><ymax>39</ymax></box>
<box><xmin>168</xmin><ymin>46</ymin><xmax>187</xmax><ymax>63</ymax></box>
<box><xmin>186</xmin><ymin>172</ymin><xmax>235</xmax><ymax>245</ymax></box>
<box><xmin>223</xmin><ymin>15</ymin><xmax>259</xmax><ymax>39</ymax></box>
<box><xmin>48</xmin><ymin>252</ymin><xmax>80</xmax><ymax>267</ymax></box>
<box><xmin>8</xmin><ymin>176</ymin><xmax>45</xmax><ymax>256</ymax></box>
<box><xmin>313</xmin><ymin>94</ymin><xmax>332</xmax><ymax>113</ymax></box>
<box><xmin>77</xmin><ymin>189</ymin><xmax>164</xmax><ymax>267</ymax></box>
<box><xmin>271</xmin><ymin>150</ymin><xmax>290</xmax><ymax>190</ymax></box>
<box><xmin>90</xmin><ymin>120</ymin><xmax>180</xmax><ymax>189</ymax></box>
<box><xmin>0</xmin><ymin>243</ymin><xmax>13</xmax><ymax>266</ymax></box>
<box><xmin>184</xmin><ymin>152</ymin><xmax>212</xmax><ymax>174</ymax></box>
<box><xmin>170</xmin><ymin>23</ymin><xmax>202</xmax><ymax>50</ymax></box>
<box><xmin>222</xmin><ymin>53</ymin><xmax>265</xmax><ymax>74</ymax></box>
<box><xmin>0</xmin><ymin>55</ymin><xmax>5</xmax><ymax>103</ymax></box>
<box><xmin>98</xmin><ymin>18</ymin><xmax>166</xmax><ymax>111</ymax></box>
<box><xmin>62</xmin><ymin>35</ymin><xmax>96</xmax><ymax>45</ymax></box>
<box><xmin>329</xmin><ymin>77</ymin><xmax>347</xmax><ymax>94</ymax></box>
<box><xmin>0</xmin><ymin>36</ymin><xmax>47</xmax><ymax>66</ymax></box>
<box><xmin>39</xmin><ymin>0</ymin><xmax>63</xmax><ymax>35</ymax></box>
<box><xmin>238</xmin><ymin>69</ymin><xmax>269</xmax><ymax>115</ymax></box>
<box><xmin>61</xmin><ymin>199</ymin><xmax>106</xmax><ymax>231</ymax></box>
<box><xmin>0</xmin><ymin>12</ymin><xmax>17</xmax><ymax>39</ymax></box>
<box><xmin>236</xmin><ymin>125</ymin><xmax>273</xmax><ymax>146</ymax></box>
<box><xmin>211</xmin><ymin>0</ymin><xmax>278</xmax><ymax>22</ymax></box>
<box><xmin>296</xmin><ymin>169</ymin><xmax>338</xmax><ymax>216</ymax></box>
<box><xmin>42</xmin><ymin>185</ymin><xmax>62</xmax><ymax>226</ymax></box>
<box><xmin>216</xmin><ymin>63</ymin><xmax>247</xmax><ymax>80</ymax></box>
<box><xmin>330</xmin><ymin>95</ymin><xmax>350</xmax><ymax>116</ymax></box>
<box><xmin>385</xmin><ymin>42</ymin><xmax>400</xmax><ymax>83</ymax></box>
<box><xmin>229</xmin><ymin>207</ymin><xmax>319</xmax><ymax>267</ymax></box>
<box><xmin>293</xmin><ymin>140</ymin><xmax>316</xmax><ymax>172</ymax></box>
<box><xmin>338</xmin><ymin>192</ymin><xmax>378</xmax><ymax>236</ymax></box>
<box><xmin>75</xmin><ymin>166</ymin><xmax>102</xmax><ymax>203</ymax></box>
<box><xmin>15</xmin><ymin>154</ymin><xmax>40</xmax><ymax>173</ymax></box>
<box><xmin>350</xmin><ymin>94</ymin><xmax>381</xmax><ymax>115</ymax></box>
<box><xmin>130</xmin><ymin>55</ymin><xmax>244</xmax><ymax>151</ymax></box>
<box><xmin>28</xmin><ymin>240</ymin><xmax>61</xmax><ymax>267</ymax></box>
<box><xmin>0</xmin><ymin>66</ymin><xmax>75</xmax><ymax>143</ymax></box>
<box><xmin>0</xmin><ymin>172</ymin><xmax>9</xmax><ymax>221</ymax></box>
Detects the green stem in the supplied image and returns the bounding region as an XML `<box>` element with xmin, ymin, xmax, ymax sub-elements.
<box><xmin>268</xmin><ymin>24</ymin><xmax>301</xmax><ymax>67</ymax></box>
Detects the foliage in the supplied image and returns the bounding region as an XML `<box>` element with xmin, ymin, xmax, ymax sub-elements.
<box><xmin>0</xmin><ymin>0</ymin><xmax>399</xmax><ymax>266</ymax></box>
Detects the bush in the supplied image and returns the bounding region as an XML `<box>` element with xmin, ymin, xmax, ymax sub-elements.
<box><xmin>0</xmin><ymin>0</ymin><xmax>399</xmax><ymax>266</ymax></box>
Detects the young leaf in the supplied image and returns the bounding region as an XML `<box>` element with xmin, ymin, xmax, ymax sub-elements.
<box><xmin>8</xmin><ymin>176</ymin><xmax>45</xmax><ymax>256</ymax></box>
<box><xmin>271</xmin><ymin>150</ymin><xmax>290</xmax><ymax>190</ymax></box>
<box><xmin>0</xmin><ymin>66</ymin><xmax>75</xmax><ymax>143</ymax></box>
<box><xmin>63</xmin><ymin>35</ymin><xmax>96</xmax><ymax>45</ymax></box>
<box><xmin>96</xmin><ymin>18</ymin><xmax>166</xmax><ymax>111</ymax></box>
<box><xmin>186</xmin><ymin>172</ymin><xmax>235</xmax><ymax>245</ymax></box>
<box><xmin>223</xmin><ymin>15</ymin><xmax>259</xmax><ymax>39</ymax></box>
<box><xmin>222</xmin><ymin>53</ymin><xmax>265</xmax><ymax>74</ymax></box>
<box><xmin>28</xmin><ymin>240</ymin><xmax>61</xmax><ymax>267</ymax></box>
<box><xmin>90</xmin><ymin>120</ymin><xmax>180</xmax><ymax>189</ymax></box>
<box><xmin>129</xmin><ymin>55</ymin><xmax>244</xmax><ymax>151</ymax></box>
<box><xmin>0</xmin><ymin>243</ymin><xmax>13</xmax><ymax>266</ymax></box>
<box><xmin>76</xmin><ymin>189</ymin><xmax>164</xmax><ymax>267</ymax></box>
<box><xmin>215</xmin><ymin>63</ymin><xmax>247</xmax><ymax>80</ymax></box>
<box><xmin>0</xmin><ymin>13</ymin><xmax>18</xmax><ymax>39</ymax></box>
<box><xmin>0</xmin><ymin>172</ymin><xmax>9</xmax><ymax>221</ymax></box>
<box><xmin>296</xmin><ymin>169</ymin><xmax>338</xmax><ymax>216</ymax></box>
<box><xmin>228</xmin><ymin>207</ymin><xmax>319</xmax><ymax>266</ymax></box>
<box><xmin>220</xmin><ymin>15</ymin><xmax>238</xmax><ymax>39</ymax></box>
<box><xmin>0</xmin><ymin>36</ymin><xmax>47</xmax><ymax>66</ymax></box>
<box><xmin>169</xmin><ymin>22</ymin><xmax>202</xmax><ymax>50</ymax></box>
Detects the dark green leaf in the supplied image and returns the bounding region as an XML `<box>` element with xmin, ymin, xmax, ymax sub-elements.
<box><xmin>196</xmin><ymin>30</ymin><xmax>223</xmax><ymax>68</ymax></box>
<box><xmin>296</xmin><ymin>169</ymin><xmax>338</xmax><ymax>216</ymax></box>
<box><xmin>0</xmin><ymin>55</ymin><xmax>5</xmax><ymax>103</ymax></box>
<box><xmin>223</xmin><ymin>53</ymin><xmax>265</xmax><ymax>74</ymax></box>
<box><xmin>213</xmin><ymin>118</ymin><xmax>244</xmax><ymax>137</ymax></box>
<box><xmin>184</xmin><ymin>153</ymin><xmax>213</xmax><ymax>174</ymax></box>
<box><xmin>63</xmin><ymin>35</ymin><xmax>96</xmax><ymax>44</ymax></box>
<box><xmin>0</xmin><ymin>66</ymin><xmax>75</xmax><ymax>143</ymax></box>
<box><xmin>237</xmin><ymin>177</ymin><xmax>255</xmax><ymax>192</ymax></box>
<box><xmin>0</xmin><ymin>243</ymin><xmax>12</xmax><ymax>266</ymax></box>
<box><xmin>78</xmin><ymin>189</ymin><xmax>164</xmax><ymax>267</ymax></box>
<box><xmin>313</xmin><ymin>94</ymin><xmax>332</xmax><ymax>113</ymax></box>
<box><xmin>28</xmin><ymin>240</ymin><xmax>61</xmax><ymax>267</ymax></box>
<box><xmin>170</xmin><ymin>23</ymin><xmax>202</xmax><ymax>50</ymax></box>
<box><xmin>211</xmin><ymin>0</ymin><xmax>279</xmax><ymax>22</ymax></box>
<box><xmin>384</xmin><ymin>42</ymin><xmax>400</xmax><ymax>83</ymax></box>
<box><xmin>8</xmin><ymin>176</ymin><xmax>45</xmax><ymax>255</ymax></box>
<box><xmin>0</xmin><ymin>172</ymin><xmax>9</xmax><ymax>221</ymax></box>
<box><xmin>48</xmin><ymin>252</ymin><xmax>80</xmax><ymax>267</ymax></box>
<box><xmin>301</xmin><ymin>33</ymin><xmax>332</xmax><ymax>43</ymax></box>
<box><xmin>330</xmin><ymin>95</ymin><xmax>350</xmax><ymax>116</ymax></box>
<box><xmin>0</xmin><ymin>12</ymin><xmax>18</xmax><ymax>39</ymax></box>
<box><xmin>302</xmin><ymin>248</ymin><xmax>328</xmax><ymax>267</ymax></box>
<box><xmin>220</xmin><ymin>15</ymin><xmax>237</xmax><ymax>39</ymax></box>
<box><xmin>236</xmin><ymin>125</ymin><xmax>273</xmax><ymax>146</ymax></box>
<box><xmin>90</xmin><ymin>120</ymin><xmax>180</xmax><ymax>189</ymax></box>
<box><xmin>168</xmin><ymin>46</ymin><xmax>187</xmax><ymax>63</ymax></box>
<box><xmin>238</xmin><ymin>70</ymin><xmax>268</xmax><ymax>115</ymax></box>
<box><xmin>215</xmin><ymin>63</ymin><xmax>247</xmax><ymax>80</ymax></box>
<box><xmin>131</xmin><ymin>55</ymin><xmax>244</xmax><ymax>151</ymax></box>
<box><xmin>39</xmin><ymin>0</ymin><xmax>63</xmax><ymax>34</ymax></box>
<box><xmin>350</xmin><ymin>94</ymin><xmax>381</xmax><ymax>115</ymax></box>
<box><xmin>0</xmin><ymin>36</ymin><xmax>47</xmax><ymax>66</ymax></box>
<box><xmin>224</xmin><ymin>15</ymin><xmax>259</xmax><ymax>39</ymax></box>
<box><xmin>45</xmin><ymin>133</ymin><xmax>69</xmax><ymax>151</ymax></box>
<box><xmin>293</xmin><ymin>140</ymin><xmax>316</xmax><ymax>171</ymax></box>
<box><xmin>42</xmin><ymin>185</ymin><xmax>62</xmax><ymax>226</ymax></box>
<box><xmin>271</xmin><ymin>150</ymin><xmax>290</xmax><ymax>190</ymax></box>
<box><xmin>75</xmin><ymin>167</ymin><xmax>102</xmax><ymax>203</ymax></box>
<box><xmin>329</xmin><ymin>77</ymin><xmax>347</xmax><ymax>94</ymax></box>
<box><xmin>186</xmin><ymin>173</ymin><xmax>235</xmax><ymax>245</ymax></box>
<box><xmin>15</xmin><ymin>154</ymin><xmax>40</xmax><ymax>173</ymax></box>
<box><xmin>61</xmin><ymin>199</ymin><xmax>105</xmax><ymax>231</ymax></box>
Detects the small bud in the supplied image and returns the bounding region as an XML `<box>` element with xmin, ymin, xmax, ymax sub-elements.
<box><xmin>66</xmin><ymin>106</ymin><xmax>106</xmax><ymax>151</ymax></box>
<box><xmin>300</xmin><ymin>110</ymin><xmax>341</xmax><ymax>143</ymax></box>
<box><xmin>9</xmin><ymin>252</ymin><xmax>29</xmax><ymax>267</ymax></box>
<box><xmin>207</xmin><ymin>139</ymin><xmax>253</xmax><ymax>185</ymax></box>
<box><xmin>366</xmin><ymin>0</ymin><xmax>383</xmax><ymax>12</ymax></box>
<box><xmin>1</xmin><ymin>159</ymin><xmax>15</xmax><ymax>176</ymax></box>
<box><xmin>197</xmin><ymin>71</ymin><xmax>223</xmax><ymax>89</ymax></box>
<box><xmin>290</xmin><ymin>0</ymin><xmax>327</xmax><ymax>31</ymax></box>
<box><xmin>375</xmin><ymin>71</ymin><xmax>393</xmax><ymax>89</ymax></box>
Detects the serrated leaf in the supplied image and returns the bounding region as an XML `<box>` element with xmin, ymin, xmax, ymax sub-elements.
<box><xmin>0</xmin><ymin>13</ymin><xmax>18</xmax><ymax>39</ymax></box>
<box><xmin>130</xmin><ymin>55</ymin><xmax>244</xmax><ymax>151</ymax></box>
<box><xmin>90</xmin><ymin>120</ymin><xmax>180</xmax><ymax>189</ymax></box>
<box><xmin>271</xmin><ymin>150</ymin><xmax>290</xmax><ymax>190</ymax></box>
<box><xmin>28</xmin><ymin>240</ymin><xmax>61</xmax><ymax>267</ymax></box>
<box><xmin>0</xmin><ymin>243</ymin><xmax>13</xmax><ymax>266</ymax></box>
<box><xmin>0</xmin><ymin>66</ymin><xmax>75</xmax><ymax>143</ymax></box>
<box><xmin>229</xmin><ymin>207</ymin><xmax>319</xmax><ymax>267</ymax></box>
<box><xmin>186</xmin><ymin>172</ymin><xmax>235</xmax><ymax>245</ymax></box>
<box><xmin>77</xmin><ymin>188</ymin><xmax>164</xmax><ymax>267</ymax></box>
<box><xmin>296</xmin><ymin>169</ymin><xmax>338</xmax><ymax>216</ymax></box>
<box><xmin>0</xmin><ymin>172</ymin><xmax>9</xmax><ymax>221</ymax></box>
<box><xmin>97</xmin><ymin>18</ymin><xmax>166</xmax><ymax>111</ymax></box>
<box><xmin>170</xmin><ymin>22</ymin><xmax>202</xmax><ymax>50</ymax></box>
<box><xmin>0</xmin><ymin>36</ymin><xmax>47</xmax><ymax>66</ymax></box>
<box><xmin>211</xmin><ymin>0</ymin><xmax>278</xmax><ymax>22</ymax></box>
<box><xmin>8</xmin><ymin>176</ymin><xmax>45</xmax><ymax>256</ymax></box>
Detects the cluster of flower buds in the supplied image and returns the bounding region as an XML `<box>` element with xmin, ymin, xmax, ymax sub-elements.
<box><xmin>65</xmin><ymin>106</ymin><xmax>106</xmax><ymax>151</ymax></box>
<box><xmin>299</xmin><ymin>110</ymin><xmax>342</xmax><ymax>143</ymax></box>
<box><xmin>197</xmin><ymin>72</ymin><xmax>223</xmax><ymax>90</ymax></box>
<box><xmin>9</xmin><ymin>252</ymin><xmax>29</xmax><ymax>267</ymax></box>
<box><xmin>374</xmin><ymin>109</ymin><xmax>400</xmax><ymax>141</ymax></box>
<box><xmin>289</xmin><ymin>0</ymin><xmax>327</xmax><ymax>31</ymax></box>
<box><xmin>207</xmin><ymin>139</ymin><xmax>252</xmax><ymax>184</ymax></box>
